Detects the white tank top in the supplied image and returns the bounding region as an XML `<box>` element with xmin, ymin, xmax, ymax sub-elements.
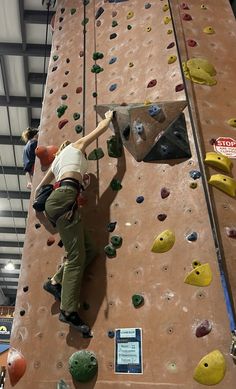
<box><xmin>51</xmin><ymin>144</ymin><xmax>88</xmax><ymax>181</ymax></box>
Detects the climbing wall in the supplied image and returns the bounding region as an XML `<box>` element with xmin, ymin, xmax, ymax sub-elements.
<box><xmin>6</xmin><ymin>1</ymin><xmax>236</xmax><ymax>388</ymax></box>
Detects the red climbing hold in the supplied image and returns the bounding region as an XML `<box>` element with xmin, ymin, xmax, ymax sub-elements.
<box><xmin>47</xmin><ymin>236</ymin><xmax>55</xmax><ymax>246</ymax></box>
<box><xmin>147</xmin><ymin>79</ymin><xmax>157</xmax><ymax>88</ymax></box>
<box><xmin>7</xmin><ymin>348</ymin><xmax>27</xmax><ymax>387</ymax></box>
<box><xmin>58</xmin><ymin>119</ymin><xmax>69</xmax><ymax>129</ymax></box>
<box><xmin>76</xmin><ymin>86</ymin><xmax>83</xmax><ymax>94</ymax></box>
<box><xmin>180</xmin><ymin>3</ymin><xmax>189</xmax><ymax>9</ymax></box>
<box><xmin>35</xmin><ymin>145</ymin><xmax>58</xmax><ymax>167</ymax></box>
<box><xmin>167</xmin><ymin>42</ymin><xmax>175</xmax><ymax>49</ymax></box>
<box><xmin>187</xmin><ymin>39</ymin><xmax>197</xmax><ymax>47</ymax></box>
<box><xmin>175</xmin><ymin>84</ymin><xmax>184</xmax><ymax>92</ymax></box>
<box><xmin>161</xmin><ymin>187</ymin><xmax>170</xmax><ymax>199</ymax></box>
<box><xmin>182</xmin><ymin>13</ymin><xmax>192</xmax><ymax>21</ymax></box>
<box><xmin>63</xmin><ymin>82</ymin><xmax>68</xmax><ymax>87</ymax></box>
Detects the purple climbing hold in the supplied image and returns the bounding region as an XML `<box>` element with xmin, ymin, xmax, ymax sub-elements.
<box><xmin>190</xmin><ymin>170</ymin><xmax>201</xmax><ymax>180</ymax></box>
<box><xmin>145</xmin><ymin>3</ymin><xmax>151</xmax><ymax>9</ymax></box>
<box><xmin>182</xmin><ymin>13</ymin><xmax>192</xmax><ymax>21</ymax></box>
<box><xmin>167</xmin><ymin>42</ymin><xmax>175</xmax><ymax>49</ymax></box>
<box><xmin>109</xmin><ymin>57</ymin><xmax>117</xmax><ymax>64</ymax></box>
<box><xmin>110</xmin><ymin>33</ymin><xmax>117</xmax><ymax>39</ymax></box>
<box><xmin>95</xmin><ymin>7</ymin><xmax>104</xmax><ymax>19</ymax></box>
<box><xmin>161</xmin><ymin>187</ymin><xmax>170</xmax><ymax>199</ymax></box>
<box><xmin>157</xmin><ymin>214</ymin><xmax>167</xmax><ymax>221</ymax></box>
<box><xmin>196</xmin><ymin>320</ymin><xmax>212</xmax><ymax>338</ymax></box>
<box><xmin>175</xmin><ymin>84</ymin><xmax>184</xmax><ymax>92</ymax></box>
<box><xmin>109</xmin><ymin>83</ymin><xmax>117</xmax><ymax>91</ymax></box>
<box><xmin>136</xmin><ymin>196</ymin><xmax>144</xmax><ymax>204</ymax></box>
<box><xmin>225</xmin><ymin>227</ymin><xmax>236</xmax><ymax>239</ymax></box>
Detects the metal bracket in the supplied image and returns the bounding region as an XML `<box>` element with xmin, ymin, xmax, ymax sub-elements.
<box><xmin>230</xmin><ymin>332</ymin><xmax>236</xmax><ymax>360</ymax></box>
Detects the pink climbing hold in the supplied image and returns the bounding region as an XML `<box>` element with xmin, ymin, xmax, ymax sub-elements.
<box><xmin>147</xmin><ymin>79</ymin><xmax>157</xmax><ymax>88</ymax></box>
<box><xmin>225</xmin><ymin>227</ymin><xmax>236</xmax><ymax>239</ymax></box>
<box><xmin>175</xmin><ymin>84</ymin><xmax>184</xmax><ymax>92</ymax></box>
<box><xmin>161</xmin><ymin>187</ymin><xmax>170</xmax><ymax>199</ymax></box>
<box><xmin>76</xmin><ymin>86</ymin><xmax>83</xmax><ymax>94</ymax></box>
<box><xmin>182</xmin><ymin>13</ymin><xmax>192</xmax><ymax>21</ymax></box>
<box><xmin>180</xmin><ymin>2</ymin><xmax>190</xmax><ymax>9</ymax></box>
<box><xmin>58</xmin><ymin>119</ymin><xmax>68</xmax><ymax>129</ymax></box>
<box><xmin>7</xmin><ymin>348</ymin><xmax>27</xmax><ymax>387</ymax></box>
<box><xmin>195</xmin><ymin>320</ymin><xmax>212</xmax><ymax>338</ymax></box>
<box><xmin>187</xmin><ymin>39</ymin><xmax>197</xmax><ymax>47</ymax></box>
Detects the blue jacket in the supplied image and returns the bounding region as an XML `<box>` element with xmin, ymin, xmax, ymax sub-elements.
<box><xmin>23</xmin><ymin>139</ymin><xmax>38</xmax><ymax>173</ymax></box>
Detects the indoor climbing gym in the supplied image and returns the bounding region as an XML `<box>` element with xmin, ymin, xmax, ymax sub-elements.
<box><xmin>0</xmin><ymin>0</ymin><xmax>236</xmax><ymax>388</ymax></box>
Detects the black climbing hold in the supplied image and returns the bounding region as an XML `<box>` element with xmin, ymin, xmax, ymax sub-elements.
<box><xmin>35</xmin><ymin>223</ymin><xmax>41</xmax><ymax>229</ymax></box>
<box><xmin>73</xmin><ymin>112</ymin><xmax>81</xmax><ymax>121</ymax></box>
<box><xmin>88</xmin><ymin>147</ymin><xmax>104</xmax><ymax>160</ymax></box>
<box><xmin>92</xmin><ymin>92</ymin><xmax>97</xmax><ymax>98</ymax></box>
<box><xmin>70</xmin><ymin>8</ymin><xmax>76</xmax><ymax>15</ymax></box>
<box><xmin>112</xmin><ymin>20</ymin><xmax>118</xmax><ymax>27</ymax></box>
<box><xmin>95</xmin><ymin>7</ymin><xmax>104</xmax><ymax>20</ymax></box>
<box><xmin>157</xmin><ymin>214</ymin><xmax>167</xmax><ymax>221</ymax></box>
<box><xmin>61</xmin><ymin>8</ymin><xmax>65</xmax><ymax>14</ymax></box>
<box><xmin>161</xmin><ymin>187</ymin><xmax>170</xmax><ymax>199</ymax></box>
<box><xmin>84</xmin><ymin>0</ymin><xmax>90</xmax><ymax>5</ymax></box>
<box><xmin>132</xmin><ymin>294</ymin><xmax>144</xmax><ymax>308</ymax></box>
<box><xmin>53</xmin><ymin>55</ymin><xmax>59</xmax><ymax>61</ymax></box>
<box><xmin>123</xmin><ymin>125</ymin><xmax>131</xmax><ymax>140</ymax></box>
<box><xmin>61</xmin><ymin>95</ymin><xmax>67</xmax><ymax>100</ymax></box>
<box><xmin>190</xmin><ymin>170</ymin><xmax>201</xmax><ymax>180</ymax></box>
<box><xmin>109</xmin><ymin>83</ymin><xmax>117</xmax><ymax>92</ymax></box>
<box><xmin>83</xmin><ymin>302</ymin><xmax>90</xmax><ymax>310</ymax></box>
<box><xmin>65</xmin><ymin>71</ymin><xmax>69</xmax><ymax>75</ymax></box>
<box><xmin>107</xmin><ymin>135</ymin><xmax>123</xmax><ymax>158</ymax></box>
<box><xmin>93</xmin><ymin>52</ymin><xmax>104</xmax><ymax>60</ymax></box>
<box><xmin>209</xmin><ymin>138</ymin><xmax>216</xmax><ymax>145</ymax></box>
<box><xmin>96</xmin><ymin>20</ymin><xmax>101</xmax><ymax>27</ymax></box>
<box><xmin>63</xmin><ymin>82</ymin><xmax>68</xmax><ymax>87</ymax></box>
<box><xmin>167</xmin><ymin>42</ymin><xmax>175</xmax><ymax>49</ymax></box>
<box><xmin>145</xmin><ymin>2</ymin><xmax>151</xmax><ymax>8</ymax></box>
<box><xmin>110</xmin><ymin>179</ymin><xmax>122</xmax><ymax>191</ymax></box>
<box><xmin>196</xmin><ymin>320</ymin><xmax>212</xmax><ymax>338</ymax></box>
<box><xmin>110</xmin><ymin>235</ymin><xmax>123</xmax><ymax>248</ymax></box>
<box><xmin>107</xmin><ymin>222</ymin><xmax>117</xmax><ymax>232</ymax></box>
<box><xmin>59</xmin><ymin>17</ymin><xmax>63</xmax><ymax>23</ymax></box>
<box><xmin>186</xmin><ymin>232</ymin><xmax>198</xmax><ymax>242</ymax></box>
<box><xmin>109</xmin><ymin>57</ymin><xmax>117</xmax><ymax>65</ymax></box>
<box><xmin>66</xmin><ymin>58</ymin><xmax>70</xmax><ymax>63</ymax></box>
<box><xmin>136</xmin><ymin>196</ymin><xmax>144</xmax><ymax>203</ymax></box>
<box><xmin>108</xmin><ymin>330</ymin><xmax>115</xmax><ymax>338</ymax></box>
<box><xmin>49</xmin><ymin>89</ymin><xmax>53</xmax><ymax>94</ymax></box>
<box><xmin>104</xmin><ymin>244</ymin><xmax>116</xmax><ymax>258</ymax></box>
<box><xmin>20</xmin><ymin>310</ymin><xmax>25</xmax><ymax>316</ymax></box>
<box><xmin>75</xmin><ymin>125</ymin><xmax>83</xmax><ymax>134</ymax></box>
<box><xmin>110</xmin><ymin>33</ymin><xmax>117</xmax><ymax>39</ymax></box>
<box><xmin>23</xmin><ymin>286</ymin><xmax>29</xmax><ymax>293</ymax></box>
<box><xmin>58</xmin><ymin>26</ymin><xmax>62</xmax><ymax>31</ymax></box>
<box><xmin>58</xmin><ymin>240</ymin><xmax>63</xmax><ymax>248</ymax></box>
<box><xmin>52</xmin><ymin>66</ymin><xmax>57</xmax><ymax>72</ymax></box>
<box><xmin>127</xmin><ymin>24</ymin><xmax>132</xmax><ymax>30</ymax></box>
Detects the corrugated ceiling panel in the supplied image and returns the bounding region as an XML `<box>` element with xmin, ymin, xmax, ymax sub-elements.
<box><xmin>0</xmin><ymin>145</ymin><xmax>14</xmax><ymax>165</ymax></box>
<box><xmin>0</xmin><ymin>107</ymin><xmax>10</xmax><ymax>134</ymax></box>
<box><xmin>0</xmin><ymin>233</ymin><xmax>24</xmax><ymax>241</ymax></box>
<box><xmin>30</xmin><ymin>84</ymin><xmax>43</xmax><ymax>98</ymax></box>
<box><xmin>0</xmin><ymin>217</ymin><xmax>26</xmax><ymax>228</ymax></box>
<box><xmin>0</xmin><ymin>0</ymin><xmax>22</xmax><ymax>43</ymax></box>
<box><xmin>0</xmin><ymin>198</ymin><xmax>28</xmax><ymax>212</ymax></box>
<box><xmin>31</xmin><ymin>107</ymin><xmax>42</xmax><ymax>119</ymax></box>
<box><xmin>0</xmin><ymin>259</ymin><xmax>21</xmax><ymax>265</ymax></box>
<box><xmin>0</xmin><ymin>174</ymin><xmax>21</xmax><ymax>191</ymax></box>
<box><xmin>5</xmin><ymin>56</ymin><xmax>26</xmax><ymax>96</ymax></box>
<box><xmin>8</xmin><ymin>107</ymin><xmax>29</xmax><ymax>135</ymax></box>
<box><xmin>0</xmin><ymin>247</ymin><xmax>23</xmax><ymax>254</ymax></box>
<box><xmin>24</xmin><ymin>0</ymin><xmax>56</xmax><ymax>11</ymax></box>
<box><xmin>26</xmin><ymin>23</ymin><xmax>52</xmax><ymax>44</ymax></box>
<box><xmin>14</xmin><ymin>144</ymin><xmax>26</xmax><ymax>168</ymax></box>
<box><xmin>28</xmin><ymin>56</ymin><xmax>49</xmax><ymax>73</ymax></box>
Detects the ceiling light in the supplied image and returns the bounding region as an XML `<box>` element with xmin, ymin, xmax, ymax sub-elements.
<box><xmin>5</xmin><ymin>261</ymin><xmax>15</xmax><ymax>271</ymax></box>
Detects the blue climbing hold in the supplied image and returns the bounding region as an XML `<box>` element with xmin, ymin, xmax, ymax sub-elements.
<box><xmin>109</xmin><ymin>83</ymin><xmax>117</xmax><ymax>92</ymax></box>
<box><xmin>190</xmin><ymin>170</ymin><xmax>201</xmax><ymax>180</ymax></box>
<box><xmin>148</xmin><ymin>105</ymin><xmax>161</xmax><ymax>117</ymax></box>
<box><xmin>136</xmin><ymin>196</ymin><xmax>144</xmax><ymax>203</ymax></box>
<box><xmin>107</xmin><ymin>222</ymin><xmax>117</xmax><ymax>232</ymax></box>
<box><xmin>108</xmin><ymin>330</ymin><xmax>115</xmax><ymax>338</ymax></box>
<box><xmin>109</xmin><ymin>57</ymin><xmax>117</xmax><ymax>65</ymax></box>
<box><xmin>187</xmin><ymin>232</ymin><xmax>198</xmax><ymax>242</ymax></box>
<box><xmin>145</xmin><ymin>3</ymin><xmax>151</xmax><ymax>8</ymax></box>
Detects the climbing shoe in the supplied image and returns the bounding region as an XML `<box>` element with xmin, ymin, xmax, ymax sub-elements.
<box><xmin>59</xmin><ymin>310</ymin><xmax>91</xmax><ymax>336</ymax></box>
<box><xmin>43</xmin><ymin>279</ymin><xmax>61</xmax><ymax>301</ymax></box>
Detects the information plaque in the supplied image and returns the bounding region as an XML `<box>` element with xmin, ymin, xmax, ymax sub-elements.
<box><xmin>115</xmin><ymin>328</ymin><xmax>143</xmax><ymax>374</ymax></box>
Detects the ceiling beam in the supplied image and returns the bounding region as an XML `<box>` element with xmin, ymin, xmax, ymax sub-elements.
<box><xmin>0</xmin><ymin>191</ymin><xmax>30</xmax><ymax>199</ymax></box>
<box><xmin>0</xmin><ymin>288</ymin><xmax>17</xmax><ymax>294</ymax></box>
<box><xmin>0</xmin><ymin>135</ymin><xmax>23</xmax><ymax>145</ymax></box>
<box><xmin>0</xmin><ymin>241</ymin><xmax>24</xmax><ymax>248</ymax></box>
<box><xmin>0</xmin><ymin>280</ymin><xmax>18</xmax><ymax>286</ymax></box>
<box><xmin>0</xmin><ymin>210</ymin><xmax>27</xmax><ymax>218</ymax></box>
<box><xmin>28</xmin><ymin>72</ymin><xmax>47</xmax><ymax>84</ymax></box>
<box><xmin>0</xmin><ymin>166</ymin><xmax>24</xmax><ymax>175</ymax></box>
<box><xmin>0</xmin><ymin>273</ymin><xmax>19</xmax><ymax>279</ymax></box>
<box><xmin>0</xmin><ymin>96</ymin><xmax>42</xmax><ymax>108</ymax></box>
<box><xmin>24</xmin><ymin>10</ymin><xmax>55</xmax><ymax>24</ymax></box>
<box><xmin>0</xmin><ymin>43</ymin><xmax>51</xmax><ymax>57</ymax></box>
<box><xmin>0</xmin><ymin>253</ymin><xmax>22</xmax><ymax>259</ymax></box>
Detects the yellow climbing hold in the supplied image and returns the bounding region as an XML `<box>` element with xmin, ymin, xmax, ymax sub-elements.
<box><xmin>144</xmin><ymin>99</ymin><xmax>152</xmax><ymax>105</ymax></box>
<box><xmin>227</xmin><ymin>118</ymin><xmax>236</xmax><ymax>127</ymax></box>
<box><xmin>205</xmin><ymin>152</ymin><xmax>233</xmax><ymax>173</ymax></box>
<box><xmin>164</xmin><ymin>16</ymin><xmax>171</xmax><ymax>24</ymax></box>
<box><xmin>184</xmin><ymin>263</ymin><xmax>213</xmax><ymax>287</ymax></box>
<box><xmin>146</xmin><ymin>26</ymin><xmax>152</xmax><ymax>32</ymax></box>
<box><xmin>192</xmin><ymin>260</ymin><xmax>201</xmax><ymax>268</ymax></box>
<box><xmin>201</xmin><ymin>4</ymin><xmax>207</xmax><ymax>9</ymax></box>
<box><xmin>168</xmin><ymin>55</ymin><xmax>177</xmax><ymax>64</ymax></box>
<box><xmin>151</xmin><ymin>230</ymin><xmax>175</xmax><ymax>253</ymax></box>
<box><xmin>203</xmin><ymin>26</ymin><xmax>215</xmax><ymax>34</ymax></box>
<box><xmin>162</xmin><ymin>4</ymin><xmax>169</xmax><ymax>11</ymax></box>
<box><xmin>127</xmin><ymin>11</ymin><xmax>134</xmax><ymax>20</ymax></box>
<box><xmin>167</xmin><ymin>29</ymin><xmax>173</xmax><ymax>35</ymax></box>
<box><xmin>129</xmin><ymin>62</ymin><xmax>134</xmax><ymax>67</ymax></box>
<box><xmin>182</xmin><ymin>58</ymin><xmax>217</xmax><ymax>86</ymax></box>
<box><xmin>193</xmin><ymin>350</ymin><xmax>226</xmax><ymax>385</ymax></box>
<box><xmin>208</xmin><ymin>174</ymin><xmax>236</xmax><ymax>197</ymax></box>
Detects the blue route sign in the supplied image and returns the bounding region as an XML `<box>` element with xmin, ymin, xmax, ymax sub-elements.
<box><xmin>115</xmin><ymin>328</ymin><xmax>143</xmax><ymax>374</ymax></box>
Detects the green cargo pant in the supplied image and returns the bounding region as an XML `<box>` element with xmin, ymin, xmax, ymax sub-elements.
<box><xmin>45</xmin><ymin>186</ymin><xmax>97</xmax><ymax>312</ymax></box>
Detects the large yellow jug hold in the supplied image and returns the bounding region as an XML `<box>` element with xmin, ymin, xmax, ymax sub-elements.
<box><xmin>204</xmin><ymin>152</ymin><xmax>233</xmax><ymax>173</ymax></box>
<box><xmin>182</xmin><ymin>58</ymin><xmax>217</xmax><ymax>86</ymax></box>
<box><xmin>184</xmin><ymin>262</ymin><xmax>212</xmax><ymax>286</ymax></box>
<box><xmin>151</xmin><ymin>230</ymin><xmax>175</xmax><ymax>253</ymax></box>
<box><xmin>193</xmin><ymin>350</ymin><xmax>226</xmax><ymax>385</ymax></box>
<box><xmin>208</xmin><ymin>174</ymin><xmax>236</xmax><ymax>197</ymax></box>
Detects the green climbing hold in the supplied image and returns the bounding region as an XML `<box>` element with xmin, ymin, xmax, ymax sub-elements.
<box><xmin>110</xmin><ymin>179</ymin><xmax>122</xmax><ymax>191</ymax></box>
<box><xmin>110</xmin><ymin>235</ymin><xmax>123</xmax><ymax>249</ymax></box>
<box><xmin>88</xmin><ymin>147</ymin><xmax>104</xmax><ymax>160</ymax></box>
<box><xmin>75</xmin><ymin>125</ymin><xmax>83</xmax><ymax>134</ymax></box>
<box><xmin>70</xmin><ymin>8</ymin><xmax>76</xmax><ymax>15</ymax></box>
<box><xmin>93</xmin><ymin>52</ymin><xmax>104</xmax><ymax>60</ymax></box>
<box><xmin>112</xmin><ymin>20</ymin><xmax>118</xmax><ymax>27</ymax></box>
<box><xmin>107</xmin><ymin>135</ymin><xmax>123</xmax><ymax>158</ymax></box>
<box><xmin>104</xmin><ymin>244</ymin><xmax>116</xmax><ymax>258</ymax></box>
<box><xmin>73</xmin><ymin>112</ymin><xmax>81</xmax><ymax>121</ymax></box>
<box><xmin>53</xmin><ymin>55</ymin><xmax>59</xmax><ymax>61</ymax></box>
<box><xmin>57</xmin><ymin>105</ymin><xmax>68</xmax><ymax>118</ymax></box>
<box><xmin>127</xmin><ymin>25</ymin><xmax>132</xmax><ymax>30</ymax></box>
<box><xmin>92</xmin><ymin>92</ymin><xmax>97</xmax><ymax>98</ymax></box>
<box><xmin>82</xmin><ymin>18</ymin><xmax>89</xmax><ymax>26</ymax></box>
<box><xmin>69</xmin><ymin>350</ymin><xmax>98</xmax><ymax>383</ymax></box>
<box><xmin>91</xmin><ymin>64</ymin><xmax>104</xmax><ymax>74</ymax></box>
<box><xmin>132</xmin><ymin>294</ymin><xmax>144</xmax><ymax>308</ymax></box>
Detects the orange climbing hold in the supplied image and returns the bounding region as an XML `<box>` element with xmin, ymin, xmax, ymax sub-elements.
<box><xmin>35</xmin><ymin>145</ymin><xmax>58</xmax><ymax>168</ymax></box>
<box><xmin>7</xmin><ymin>348</ymin><xmax>27</xmax><ymax>387</ymax></box>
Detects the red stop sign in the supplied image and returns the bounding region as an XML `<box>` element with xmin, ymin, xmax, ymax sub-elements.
<box><xmin>214</xmin><ymin>137</ymin><xmax>236</xmax><ymax>159</ymax></box>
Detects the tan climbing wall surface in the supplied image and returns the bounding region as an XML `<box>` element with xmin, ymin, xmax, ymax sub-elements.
<box><xmin>6</xmin><ymin>1</ymin><xmax>236</xmax><ymax>388</ymax></box>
